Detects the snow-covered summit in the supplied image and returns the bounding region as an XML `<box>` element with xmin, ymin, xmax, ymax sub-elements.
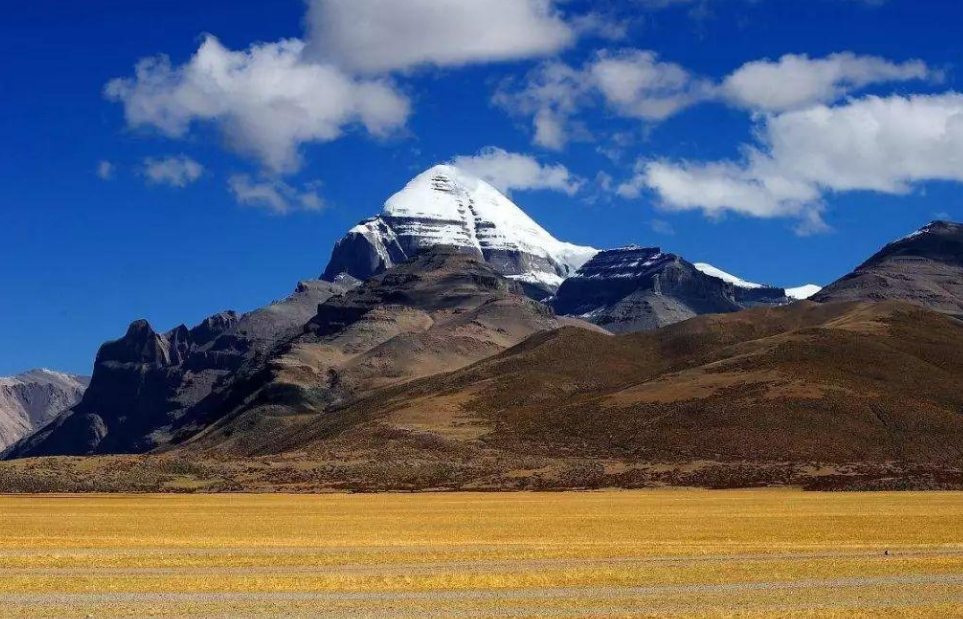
<box><xmin>383</xmin><ymin>165</ymin><xmax>595</xmax><ymax>265</ymax></box>
<box><xmin>323</xmin><ymin>164</ymin><xmax>597</xmax><ymax>297</ymax></box>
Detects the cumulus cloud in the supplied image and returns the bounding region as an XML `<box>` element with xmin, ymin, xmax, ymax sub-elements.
<box><xmin>493</xmin><ymin>62</ymin><xmax>590</xmax><ymax>150</ymax></box>
<box><xmin>589</xmin><ymin>50</ymin><xmax>712</xmax><ymax>120</ymax></box>
<box><xmin>143</xmin><ymin>155</ymin><xmax>204</xmax><ymax>188</ymax></box>
<box><xmin>638</xmin><ymin>0</ymin><xmax>888</xmax><ymax>9</ymax></box>
<box><xmin>628</xmin><ymin>93</ymin><xmax>963</xmax><ymax>231</ymax></box>
<box><xmin>228</xmin><ymin>175</ymin><xmax>325</xmax><ymax>214</ymax></box>
<box><xmin>452</xmin><ymin>147</ymin><xmax>583</xmax><ymax>195</ymax></box>
<box><xmin>497</xmin><ymin>49</ymin><xmax>937</xmax><ymax>150</ymax></box>
<box><xmin>569</xmin><ymin>12</ymin><xmax>630</xmax><ymax>41</ymax></box>
<box><xmin>722</xmin><ymin>53</ymin><xmax>939</xmax><ymax>112</ymax></box>
<box><xmin>495</xmin><ymin>50</ymin><xmax>704</xmax><ymax>150</ymax></box>
<box><xmin>305</xmin><ymin>0</ymin><xmax>575</xmax><ymax>73</ymax></box>
<box><xmin>105</xmin><ymin>1</ymin><xmax>612</xmax><ymax>177</ymax></box>
<box><xmin>106</xmin><ymin>36</ymin><xmax>410</xmax><ymax>174</ymax></box>
<box><xmin>97</xmin><ymin>161</ymin><xmax>115</xmax><ymax>180</ymax></box>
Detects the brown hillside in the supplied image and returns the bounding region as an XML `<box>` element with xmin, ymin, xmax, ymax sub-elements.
<box><xmin>257</xmin><ymin>300</ymin><xmax>963</xmax><ymax>468</ymax></box>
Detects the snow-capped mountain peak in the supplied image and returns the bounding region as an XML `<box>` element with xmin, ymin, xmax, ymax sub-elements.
<box><xmin>323</xmin><ymin>164</ymin><xmax>597</xmax><ymax>297</ymax></box>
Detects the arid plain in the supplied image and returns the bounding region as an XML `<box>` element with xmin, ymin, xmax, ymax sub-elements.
<box><xmin>2</xmin><ymin>490</ymin><xmax>963</xmax><ymax>618</ymax></box>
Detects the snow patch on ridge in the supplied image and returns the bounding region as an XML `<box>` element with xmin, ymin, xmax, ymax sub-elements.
<box><xmin>786</xmin><ymin>284</ymin><xmax>822</xmax><ymax>300</ymax></box>
<box><xmin>695</xmin><ymin>263</ymin><xmax>820</xmax><ymax>300</ymax></box>
<box><xmin>694</xmin><ymin>263</ymin><xmax>764</xmax><ymax>289</ymax></box>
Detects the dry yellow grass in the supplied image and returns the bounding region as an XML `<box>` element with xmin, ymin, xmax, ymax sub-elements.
<box><xmin>1</xmin><ymin>490</ymin><xmax>962</xmax><ymax>617</ymax></box>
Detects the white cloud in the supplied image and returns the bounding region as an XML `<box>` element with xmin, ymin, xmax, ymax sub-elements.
<box><xmin>494</xmin><ymin>62</ymin><xmax>591</xmax><ymax>151</ymax></box>
<box><xmin>497</xmin><ymin>50</ymin><xmax>936</xmax><ymax>150</ymax></box>
<box><xmin>590</xmin><ymin>50</ymin><xmax>712</xmax><ymax>120</ymax></box>
<box><xmin>569</xmin><ymin>12</ymin><xmax>630</xmax><ymax>41</ymax></box>
<box><xmin>228</xmin><ymin>175</ymin><xmax>325</xmax><ymax>214</ymax></box>
<box><xmin>630</xmin><ymin>93</ymin><xmax>963</xmax><ymax>231</ymax></box>
<box><xmin>106</xmin><ymin>35</ymin><xmax>410</xmax><ymax>174</ymax></box>
<box><xmin>143</xmin><ymin>155</ymin><xmax>204</xmax><ymax>188</ymax></box>
<box><xmin>722</xmin><ymin>53</ymin><xmax>939</xmax><ymax>112</ymax></box>
<box><xmin>305</xmin><ymin>0</ymin><xmax>575</xmax><ymax>73</ymax></box>
<box><xmin>495</xmin><ymin>50</ymin><xmax>704</xmax><ymax>150</ymax></box>
<box><xmin>97</xmin><ymin>160</ymin><xmax>115</xmax><ymax>181</ymax></box>
<box><xmin>638</xmin><ymin>0</ymin><xmax>888</xmax><ymax>9</ymax></box>
<box><xmin>650</xmin><ymin>219</ymin><xmax>676</xmax><ymax>236</ymax></box>
<box><xmin>452</xmin><ymin>147</ymin><xmax>583</xmax><ymax>195</ymax></box>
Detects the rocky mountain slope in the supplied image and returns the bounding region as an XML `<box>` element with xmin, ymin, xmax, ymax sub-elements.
<box><xmin>813</xmin><ymin>221</ymin><xmax>963</xmax><ymax>317</ymax></box>
<box><xmin>167</xmin><ymin>248</ymin><xmax>599</xmax><ymax>456</ymax></box>
<box><xmin>322</xmin><ymin>165</ymin><xmax>597</xmax><ymax>299</ymax></box>
<box><xmin>8</xmin><ymin>249</ymin><xmax>596</xmax><ymax>459</ymax></box>
<box><xmin>0</xmin><ymin>370</ymin><xmax>88</xmax><ymax>450</ymax></box>
<box><xmin>551</xmin><ymin>246</ymin><xmax>791</xmax><ymax>333</ymax></box>
<box><xmin>5</xmin><ymin>280</ymin><xmax>347</xmax><ymax>458</ymax></box>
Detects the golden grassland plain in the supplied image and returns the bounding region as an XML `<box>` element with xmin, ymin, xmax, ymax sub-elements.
<box><xmin>1</xmin><ymin>490</ymin><xmax>962</xmax><ymax>618</ymax></box>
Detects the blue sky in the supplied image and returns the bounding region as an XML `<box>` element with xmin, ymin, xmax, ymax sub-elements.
<box><xmin>2</xmin><ymin>0</ymin><xmax>963</xmax><ymax>375</ymax></box>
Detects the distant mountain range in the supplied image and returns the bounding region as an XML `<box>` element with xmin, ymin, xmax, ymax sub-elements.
<box><xmin>5</xmin><ymin>165</ymin><xmax>963</xmax><ymax>492</ymax></box>
<box><xmin>0</xmin><ymin>370</ymin><xmax>88</xmax><ymax>450</ymax></box>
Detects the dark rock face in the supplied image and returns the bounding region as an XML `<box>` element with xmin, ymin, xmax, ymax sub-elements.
<box><xmin>553</xmin><ymin>246</ymin><xmax>789</xmax><ymax>333</ymax></box>
<box><xmin>814</xmin><ymin>221</ymin><xmax>963</xmax><ymax>317</ymax></box>
<box><xmin>5</xmin><ymin>280</ymin><xmax>346</xmax><ymax>459</ymax></box>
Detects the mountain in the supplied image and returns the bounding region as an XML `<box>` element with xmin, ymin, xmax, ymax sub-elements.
<box><xmin>814</xmin><ymin>221</ymin><xmax>963</xmax><ymax>317</ymax></box>
<box><xmin>551</xmin><ymin>246</ymin><xmax>790</xmax><ymax>333</ymax></box>
<box><xmin>6</xmin><ymin>299</ymin><xmax>962</xmax><ymax>491</ymax></box>
<box><xmin>5</xmin><ymin>280</ymin><xmax>347</xmax><ymax>458</ymax></box>
<box><xmin>7</xmin><ymin>248</ymin><xmax>598</xmax><ymax>459</ymax></box>
<box><xmin>0</xmin><ymin>370</ymin><xmax>88</xmax><ymax>450</ymax></box>
<box><xmin>322</xmin><ymin>164</ymin><xmax>597</xmax><ymax>299</ymax></box>
<box><xmin>694</xmin><ymin>263</ymin><xmax>822</xmax><ymax>301</ymax></box>
<box><xmin>168</xmin><ymin>248</ymin><xmax>600</xmax><ymax>456</ymax></box>
<box><xmin>237</xmin><ymin>299</ymin><xmax>963</xmax><ymax>490</ymax></box>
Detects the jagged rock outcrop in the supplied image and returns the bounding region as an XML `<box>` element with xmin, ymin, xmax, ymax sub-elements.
<box><xmin>814</xmin><ymin>221</ymin><xmax>963</xmax><ymax>317</ymax></box>
<box><xmin>552</xmin><ymin>246</ymin><xmax>791</xmax><ymax>333</ymax></box>
<box><xmin>5</xmin><ymin>280</ymin><xmax>346</xmax><ymax>458</ymax></box>
<box><xmin>0</xmin><ymin>370</ymin><xmax>89</xmax><ymax>450</ymax></box>
<box><xmin>321</xmin><ymin>164</ymin><xmax>597</xmax><ymax>299</ymax></box>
